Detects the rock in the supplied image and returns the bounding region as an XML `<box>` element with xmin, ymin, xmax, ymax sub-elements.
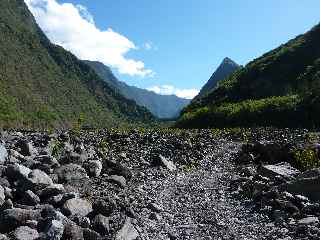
<box><xmin>45</xmin><ymin>220</ymin><xmax>64</xmax><ymax>240</ymax></box>
<box><xmin>298</xmin><ymin>216</ymin><xmax>319</xmax><ymax>225</ymax></box>
<box><xmin>24</xmin><ymin>169</ymin><xmax>53</xmax><ymax>191</ymax></box>
<box><xmin>0</xmin><ymin>234</ymin><xmax>8</xmax><ymax>240</ymax></box>
<box><xmin>281</xmin><ymin>169</ymin><xmax>320</xmax><ymax>201</ymax></box>
<box><xmin>103</xmin><ymin>159</ymin><xmax>132</xmax><ymax>180</ymax></box>
<box><xmin>6</xmin><ymin>164</ymin><xmax>31</xmax><ymax>181</ymax></box>
<box><xmin>38</xmin><ymin>184</ymin><xmax>65</xmax><ymax>199</ymax></box>
<box><xmin>92</xmin><ymin>199</ymin><xmax>115</xmax><ymax>216</ymax></box>
<box><xmin>0</xmin><ymin>144</ymin><xmax>8</xmax><ymax>164</ymax></box>
<box><xmin>0</xmin><ymin>186</ymin><xmax>5</xmax><ymax>206</ymax></box>
<box><xmin>34</xmin><ymin>155</ymin><xmax>59</xmax><ymax>167</ymax></box>
<box><xmin>20</xmin><ymin>190</ymin><xmax>40</xmax><ymax>206</ymax></box>
<box><xmin>55</xmin><ymin>164</ymin><xmax>88</xmax><ymax>183</ymax></box>
<box><xmin>13</xmin><ymin>226</ymin><xmax>39</xmax><ymax>240</ymax></box>
<box><xmin>92</xmin><ymin>214</ymin><xmax>110</xmax><ymax>236</ymax></box>
<box><xmin>0</xmin><ymin>208</ymin><xmax>41</xmax><ymax>233</ymax></box>
<box><xmin>84</xmin><ymin>160</ymin><xmax>102</xmax><ymax>177</ymax></box>
<box><xmin>115</xmin><ymin>217</ymin><xmax>139</xmax><ymax>240</ymax></box>
<box><xmin>148</xmin><ymin>202</ymin><xmax>164</xmax><ymax>213</ymax></box>
<box><xmin>154</xmin><ymin>155</ymin><xmax>176</xmax><ymax>171</ymax></box>
<box><xmin>108</xmin><ymin>175</ymin><xmax>126</xmax><ymax>188</ymax></box>
<box><xmin>70</xmin><ymin>215</ymin><xmax>90</xmax><ymax>228</ymax></box>
<box><xmin>258</xmin><ymin>162</ymin><xmax>300</xmax><ymax>181</ymax></box>
<box><xmin>16</xmin><ymin>139</ymin><xmax>36</xmax><ymax>156</ymax></box>
<box><xmin>83</xmin><ymin>228</ymin><xmax>101</xmax><ymax>240</ymax></box>
<box><xmin>62</xmin><ymin>198</ymin><xmax>92</xmax><ymax>217</ymax></box>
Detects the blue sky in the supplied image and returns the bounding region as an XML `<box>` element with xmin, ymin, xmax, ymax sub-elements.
<box><xmin>26</xmin><ymin>0</ymin><xmax>320</xmax><ymax>98</ymax></box>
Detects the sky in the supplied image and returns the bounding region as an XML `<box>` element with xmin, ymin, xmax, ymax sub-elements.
<box><xmin>25</xmin><ymin>0</ymin><xmax>320</xmax><ymax>99</ymax></box>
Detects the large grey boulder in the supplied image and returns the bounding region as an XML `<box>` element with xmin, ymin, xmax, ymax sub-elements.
<box><xmin>13</xmin><ymin>226</ymin><xmax>39</xmax><ymax>240</ymax></box>
<box><xmin>55</xmin><ymin>164</ymin><xmax>88</xmax><ymax>183</ymax></box>
<box><xmin>115</xmin><ymin>218</ymin><xmax>139</xmax><ymax>240</ymax></box>
<box><xmin>0</xmin><ymin>144</ymin><xmax>8</xmax><ymax>164</ymax></box>
<box><xmin>281</xmin><ymin>168</ymin><xmax>320</xmax><ymax>201</ymax></box>
<box><xmin>153</xmin><ymin>155</ymin><xmax>176</xmax><ymax>171</ymax></box>
<box><xmin>62</xmin><ymin>198</ymin><xmax>92</xmax><ymax>217</ymax></box>
<box><xmin>0</xmin><ymin>208</ymin><xmax>41</xmax><ymax>233</ymax></box>
<box><xmin>258</xmin><ymin>162</ymin><xmax>300</xmax><ymax>180</ymax></box>
<box><xmin>24</xmin><ymin>169</ymin><xmax>53</xmax><ymax>191</ymax></box>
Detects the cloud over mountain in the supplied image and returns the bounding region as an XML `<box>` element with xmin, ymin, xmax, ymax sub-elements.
<box><xmin>147</xmin><ymin>85</ymin><xmax>199</xmax><ymax>99</ymax></box>
<box><xmin>25</xmin><ymin>0</ymin><xmax>153</xmax><ymax>77</ymax></box>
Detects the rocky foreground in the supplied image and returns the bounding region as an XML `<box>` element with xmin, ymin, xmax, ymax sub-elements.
<box><xmin>0</xmin><ymin>128</ymin><xmax>319</xmax><ymax>239</ymax></box>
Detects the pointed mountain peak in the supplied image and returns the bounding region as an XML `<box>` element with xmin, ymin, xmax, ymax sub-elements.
<box><xmin>221</xmin><ymin>57</ymin><xmax>238</xmax><ymax>66</ymax></box>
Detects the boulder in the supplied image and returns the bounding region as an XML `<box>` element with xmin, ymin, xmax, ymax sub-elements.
<box><xmin>12</xmin><ymin>226</ymin><xmax>39</xmax><ymax>240</ymax></box>
<box><xmin>83</xmin><ymin>228</ymin><xmax>101</xmax><ymax>240</ymax></box>
<box><xmin>104</xmin><ymin>159</ymin><xmax>132</xmax><ymax>180</ymax></box>
<box><xmin>0</xmin><ymin>186</ymin><xmax>5</xmax><ymax>206</ymax></box>
<box><xmin>24</xmin><ymin>169</ymin><xmax>53</xmax><ymax>191</ymax></box>
<box><xmin>15</xmin><ymin>139</ymin><xmax>36</xmax><ymax>156</ymax></box>
<box><xmin>55</xmin><ymin>164</ymin><xmax>88</xmax><ymax>183</ymax></box>
<box><xmin>298</xmin><ymin>216</ymin><xmax>319</xmax><ymax>225</ymax></box>
<box><xmin>108</xmin><ymin>175</ymin><xmax>126</xmax><ymax>188</ymax></box>
<box><xmin>115</xmin><ymin>217</ymin><xmax>139</xmax><ymax>240</ymax></box>
<box><xmin>38</xmin><ymin>184</ymin><xmax>65</xmax><ymax>199</ymax></box>
<box><xmin>281</xmin><ymin>168</ymin><xmax>320</xmax><ymax>201</ymax></box>
<box><xmin>62</xmin><ymin>198</ymin><xmax>92</xmax><ymax>217</ymax></box>
<box><xmin>92</xmin><ymin>199</ymin><xmax>115</xmax><ymax>216</ymax></box>
<box><xmin>0</xmin><ymin>144</ymin><xmax>8</xmax><ymax>164</ymax></box>
<box><xmin>258</xmin><ymin>162</ymin><xmax>300</xmax><ymax>180</ymax></box>
<box><xmin>20</xmin><ymin>190</ymin><xmax>40</xmax><ymax>206</ymax></box>
<box><xmin>0</xmin><ymin>208</ymin><xmax>41</xmax><ymax>233</ymax></box>
<box><xmin>6</xmin><ymin>164</ymin><xmax>31</xmax><ymax>181</ymax></box>
<box><xmin>84</xmin><ymin>160</ymin><xmax>102</xmax><ymax>177</ymax></box>
<box><xmin>92</xmin><ymin>214</ymin><xmax>110</xmax><ymax>236</ymax></box>
<box><xmin>34</xmin><ymin>155</ymin><xmax>59</xmax><ymax>167</ymax></box>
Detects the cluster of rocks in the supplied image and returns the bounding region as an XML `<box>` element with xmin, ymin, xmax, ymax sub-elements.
<box><xmin>0</xmin><ymin>130</ymin><xmax>142</xmax><ymax>240</ymax></box>
<box><xmin>233</xmin><ymin>140</ymin><xmax>320</xmax><ymax>239</ymax></box>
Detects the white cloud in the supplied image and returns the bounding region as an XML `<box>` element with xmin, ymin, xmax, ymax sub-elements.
<box><xmin>147</xmin><ymin>85</ymin><xmax>199</xmax><ymax>99</ymax></box>
<box><xmin>24</xmin><ymin>0</ymin><xmax>153</xmax><ymax>77</ymax></box>
<box><xmin>144</xmin><ymin>42</ymin><xmax>152</xmax><ymax>50</ymax></box>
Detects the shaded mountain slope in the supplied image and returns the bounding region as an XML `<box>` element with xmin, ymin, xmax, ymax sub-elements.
<box><xmin>84</xmin><ymin>61</ymin><xmax>190</xmax><ymax>119</ymax></box>
<box><xmin>0</xmin><ymin>0</ymin><xmax>154</xmax><ymax>129</ymax></box>
<box><xmin>177</xmin><ymin>23</ymin><xmax>320</xmax><ymax>128</ymax></box>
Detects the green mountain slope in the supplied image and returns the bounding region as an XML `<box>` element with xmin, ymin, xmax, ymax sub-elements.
<box><xmin>0</xmin><ymin>0</ymin><xmax>154</xmax><ymax>129</ymax></box>
<box><xmin>177</xmin><ymin>23</ymin><xmax>320</xmax><ymax>128</ymax></box>
<box><xmin>84</xmin><ymin>61</ymin><xmax>190</xmax><ymax>119</ymax></box>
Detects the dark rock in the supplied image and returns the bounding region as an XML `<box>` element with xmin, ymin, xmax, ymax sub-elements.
<box><xmin>83</xmin><ymin>228</ymin><xmax>101</xmax><ymax>240</ymax></box>
<box><xmin>62</xmin><ymin>198</ymin><xmax>92</xmax><ymax>217</ymax></box>
<box><xmin>103</xmin><ymin>159</ymin><xmax>132</xmax><ymax>180</ymax></box>
<box><xmin>70</xmin><ymin>215</ymin><xmax>90</xmax><ymax>228</ymax></box>
<box><xmin>55</xmin><ymin>164</ymin><xmax>88</xmax><ymax>183</ymax></box>
<box><xmin>0</xmin><ymin>186</ymin><xmax>5</xmax><ymax>206</ymax></box>
<box><xmin>19</xmin><ymin>190</ymin><xmax>40</xmax><ymax>206</ymax></box>
<box><xmin>148</xmin><ymin>202</ymin><xmax>163</xmax><ymax>213</ymax></box>
<box><xmin>6</xmin><ymin>164</ymin><xmax>31</xmax><ymax>181</ymax></box>
<box><xmin>38</xmin><ymin>184</ymin><xmax>65</xmax><ymax>199</ymax></box>
<box><xmin>92</xmin><ymin>199</ymin><xmax>115</xmax><ymax>216</ymax></box>
<box><xmin>92</xmin><ymin>214</ymin><xmax>110</xmax><ymax>236</ymax></box>
<box><xmin>12</xmin><ymin>226</ymin><xmax>39</xmax><ymax>240</ymax></box>
<box><xmin>24</xmin><ymin>169</ymin><xmax>53</xmax><ymax>191</ymax></box>
<box><xmin>153</xmin><ymin>155</ymin><xmax>176</xmax><ymax>171</ymax></box>
<box><xmin>16</xmin><ymin>139</ymin><xmax>36</xmax><ymax>156</ymax></box>
<box><xmin>34</xmin><ymin>155</ymin><xmax>59</xmax><ymax>167</ymax></box>
<box><xmin>0</xmin><ymin>208</ymin><xmax>41</xmax><ymax>233</ymax></box>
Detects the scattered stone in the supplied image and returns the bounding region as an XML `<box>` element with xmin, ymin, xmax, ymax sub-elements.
<box><xmin>154</xmin><ymin>155</ymin><xmax>176</xmax><ymax>171</ymax></box>
<box><xmin>45</xmin><ymin>219</ymin><xmax>64</xmax><ymax>240</ymax></box>
<box><xmin>6</xmin><ymin>164</ymin><xmax>31</xmax><ymax>181</ymax></box>
<box><xmin>92</xmin><ymin>199</ymin><xmax>115</xmax><ymax>216</ymax></box>
<box><xmin>298</xmin><ymin>217</ymin><xmax>319</xmax><ymax>225</ymax></box>
<box><xmin>62</xmin><ymin>198</ymin><xmax>92</xmax><ymax>217</ymax></box>
<box><xmin>84</xmin><ymin>160</ymin><xmax>102</xmax><ymax>177</ymax></box>
<box><xmin>258</xmin><ymin>162</ymin><xmax>300</xmax><ymax>180</ymax></box>
<box><xmin>0</xmin><ymin>186</ymin><xmax>5</xmax><ymax>206</ymax></box>
<box><xmin>20</xmin><ymin>190</ymin><xmax>40</xmax><ymax>206</ymax></box>
<box><xmin>0</xmin><ymin>144</ymin><xmax>8</xmax><ymax>164</ymax></box>
<box><xmin>148</xmin><ymin>202</ymin><xmax>163</xmax><ymax>213</ymax></box>
<box><xmin>38</xmin><ymin>184</ymin><xmax>65</xmax><ymax>198</ymax></box>
<box><xmin>83</xmin><ymin>228</ymin><xmax>101</xmax><ymax>240</ymax></box>
<box><xmin>24</xmin><ymin>169</ymin><xmax>53</xmax><ymax>191</ymax></box>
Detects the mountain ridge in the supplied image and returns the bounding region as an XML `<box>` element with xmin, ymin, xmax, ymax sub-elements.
<box><xmin>84</xmin><ymin>60</ymin><xmax>190</xmax><ymax>119</ymax></box>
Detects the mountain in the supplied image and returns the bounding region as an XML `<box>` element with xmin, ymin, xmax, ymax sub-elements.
<box><xmin>196</xmin><ymin>57</ymin><xmax>240</xmax><ymax>99</ymax></box>
<box><xmin>177</xmin><ymin>23</ymin><xmax>320</xmax><ymax>128</ymax></box>
<box><xmin>0</xmin><ymin>0</ymin><xmax>154</xmax><ymax>129</ymax></box>
<box><xmin>84</xmin><ymin>61</ymin><xmax>190</xmax><ymax>119</ymax></box>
